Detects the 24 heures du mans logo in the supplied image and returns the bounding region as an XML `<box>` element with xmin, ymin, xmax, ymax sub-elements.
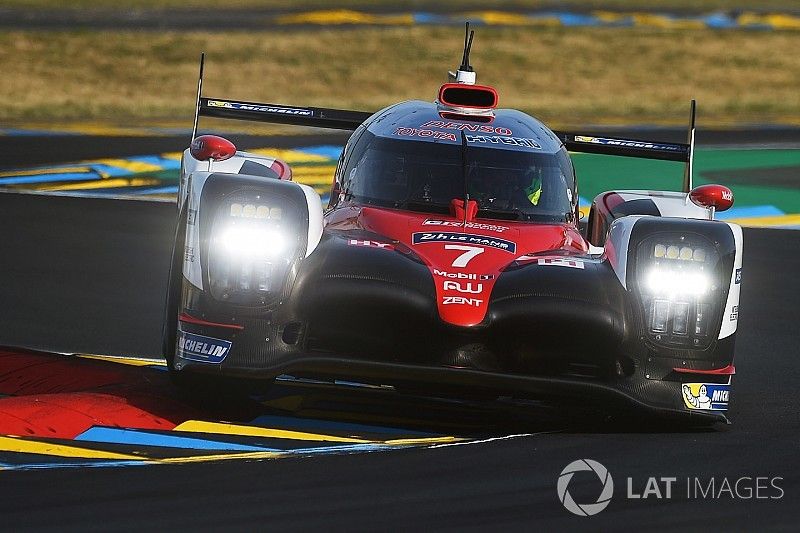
<box><xmin>412</xmin><ymin>232</ymin><xmax>516</xmax><ymax>253</ymax></box>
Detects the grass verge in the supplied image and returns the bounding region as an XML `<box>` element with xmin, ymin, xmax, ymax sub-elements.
<box><xmin>2</xmin><ymin>26</ymin><xmax>799</xmax><ymax>126</ymax></box>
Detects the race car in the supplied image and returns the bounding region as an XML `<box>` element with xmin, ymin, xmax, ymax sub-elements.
<box><xmin>163</xmin><ymin>27</ymin><xmax>742</xmax><ymax>424</ymax></box>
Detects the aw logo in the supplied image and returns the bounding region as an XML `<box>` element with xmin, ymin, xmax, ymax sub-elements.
<box><xmin>557</xmin><ymin>459</ymin><xmax>614</xmax><ymax>516</ymax></box>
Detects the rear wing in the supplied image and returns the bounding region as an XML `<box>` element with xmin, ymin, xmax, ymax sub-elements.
<box><xmin>191</xmin><ymin>54</ymin><xmax>697</xmax><ymax>192</ymax></box>
<box><xmin>555</xmin><ymin>134</ymin><xmax>688</xmax><ymax>163</ymax></box>
<box><xmin>199</xmin><ymin>96</ymin><xmax>373</xmax><ymax>130</ymax></box>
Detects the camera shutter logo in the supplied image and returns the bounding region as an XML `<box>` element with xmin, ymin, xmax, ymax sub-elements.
<box><xmin>557</xmin><ymin>459</ymin><xmax>614</xmax><ymax>516</ymax></box>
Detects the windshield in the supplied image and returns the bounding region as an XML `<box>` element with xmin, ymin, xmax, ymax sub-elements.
<box><xmin>340</xmin><ymin>133</ymin><xmax>576</xmax><ymax>222</ymax></box>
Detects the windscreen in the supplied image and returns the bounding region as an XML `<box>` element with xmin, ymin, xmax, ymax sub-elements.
<box><xmin>341</xmin><ymin>133</ymin><xmax>576</xmax><ymax>222</ymax></box>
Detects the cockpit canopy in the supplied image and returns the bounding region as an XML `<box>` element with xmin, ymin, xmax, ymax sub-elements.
<box><xmin>335</xmin><ymin>131</ymin><xmax>578</xmax><ymax>223</ymax></box>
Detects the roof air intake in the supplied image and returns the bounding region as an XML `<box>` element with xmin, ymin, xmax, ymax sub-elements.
<box><xmin>438</xmin><ymin>83</ymin><xmax>498</xmax><ymax>110</ymax></box>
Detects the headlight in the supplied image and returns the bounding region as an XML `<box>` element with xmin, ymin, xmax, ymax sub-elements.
<box><xmin>218</xmin><ymin>226</ymin><xmax>289</xmax><ymax>258</ymax></box>
<box><xmin>645</xmin><ymin>269</ymin><xmax>710</xmax><ymax>296</ymax></box>
<box><xmin>207</xmin><ymin>193</ymin><xmax>302</xmax><ymax>305</ymax></box>
<box><xmin>635</xmin><ymin>234</ymin><xmax>723</xmax><ymax>349</ymax></box>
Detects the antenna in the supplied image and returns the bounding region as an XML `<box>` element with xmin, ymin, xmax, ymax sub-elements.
<box><xmin>459</xmin><ymin>22</ymin><xmax>475</xmax><ymax>72</ymax></box>
<box><xmin>682</xmin><ymin>99</ymin><xmax>696</xmax><ymax>193</ymax></box>
<box><xmin>449</xmin><ymin>22</ymin><xmax>477</xmax><ymax>84</ymax></box>
<box><xmin>191</xmin><ymin>52</ymin><xmax>205</xmax><ymax>142</ymax></box>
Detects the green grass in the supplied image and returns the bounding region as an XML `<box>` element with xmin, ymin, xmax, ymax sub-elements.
<box><xmin>6</xmin><ymin>0</ymin><xmax>800</xmax><ymax>11</ymax></box>
<box><xmin>2</xmin><ymin>26</ymin><xmax>799</xmax><ymax>126</ymax></box>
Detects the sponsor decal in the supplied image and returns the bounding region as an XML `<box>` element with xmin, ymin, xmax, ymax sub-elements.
<box><xmin>573</xmin><ymin>135</ymin><xmax>682</xmax><ymax>153</ymax></box>
<box><xmin>419</xmin><ymin>120</ymin><xmax>512</xmax><ymax>136</ymax></box>
<box><xmin>730</xmin><ymin>305</ymin><xmax>739</xmax><ymax>321</ymax></box>
<box><xmin>177</xmin><ymin>330</ymin><xmax>232</xmax><ymax>364</ymax></box>
<box><xmin>206</xmin><ymin>100</ymin><xmax>313</xmax><ymax>117</ymax></box>
<box><xmin>465</xmin><ymin>134</ymin><xmax>541</xmax><ymax>149</ymax></box>
<box><xmin>413</xmin><ymin>232</ymin><xmax>516</xmax><ymax>253</ymax></box>
<box><xmin>184</xmin><ymin>246</ymin><xmax>195</xmax><ymax>263</ymax></box>
<box><xmin>442</xmin><ymin>296</ymin><xmax>483</xmax><ymax>306</ymax></box>
<box><xmin>433</xmin><ymin>269</ymin><xmax>494</xmax><ymax>280</ymax></box>
<box><xmin>423</xmin><ymin>219</ymin><xmax>509</xmax><ymax>233</ymax></box>
<box><xmin>735</xmin><ymin>268</ymin><xmax>742</xmax><ymax>284</ymax></box>
<box><xmin>443</xmin><ymin>280</ymin><xmax>483</xmax><ymax>294</ymax></box>
<box><xmin>393</xmin><ymin>128</ymin><xmax>540</xmax><ymax>149</ymax></box>
<box><xmin>682</xmin><ymin>382</ymin><xmax>730</xmax><ymax>411</ymax></box>
<box><xmin>537</xmin><ymin>257</ymin><xmax>585</xmax><ymax>269</ymax></box>
<box><xmin>394</xmin><ymin>127</ymin><xmax>457</xmax><ymax>142</ymax></box>
<box><xmin>348</xmin><ymin>239</ymin><xmax>395</xmax><ymax>250</ymax></box>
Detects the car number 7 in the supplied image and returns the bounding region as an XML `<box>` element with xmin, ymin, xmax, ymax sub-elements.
<box><xmin>445</xmin><ymin>244</ymin><xmax>484</xmax><ymax>267</ymax></box>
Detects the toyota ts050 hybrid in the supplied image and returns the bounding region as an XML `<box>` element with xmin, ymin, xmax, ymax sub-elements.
<box><xmin>163</xmin><ymin>27</ymin><xmax>742</xmax><ymax>424</ymax></box>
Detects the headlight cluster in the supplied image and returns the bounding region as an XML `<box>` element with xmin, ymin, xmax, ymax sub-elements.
<box><xmin>636</xmin><ymin>235</ymin><xmax>721</xmax><ymax>348</ymax></box>
<box><xmin>207</xmin><ymin>193</ymin><xmax>300</xmax><ymax>305</ymax></box>
<box><xmin>229</xmin><ymin>203</ymin><xmax>282</xmax><ymax>220</ymax></box>
<box><xmin>652</xmin><ymin>243</ymin><xmax>707</xmax><ymax>262</ymax></box>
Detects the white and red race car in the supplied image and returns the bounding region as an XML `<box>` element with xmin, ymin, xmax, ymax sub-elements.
<box><xmin>163</xmin><ymin>28</ymin><xmax>741</xmax><ymax>424</ymax></box>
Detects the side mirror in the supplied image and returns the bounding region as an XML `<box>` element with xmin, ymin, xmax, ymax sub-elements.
<box><xmin>689</xmin><ymin>184</ymin><xmax>734</xmax><ymax>212</ymax></box>
<box><xmin>190</xmin><ymin>135</ymin><xmax>236</xmax><ymax>162</ymax></box>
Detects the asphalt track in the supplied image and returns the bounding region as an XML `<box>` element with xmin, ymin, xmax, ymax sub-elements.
<box><xmin>0</xmin><ymin>137</ymin><xmax>798</xmax><ymax>530</ymax></box>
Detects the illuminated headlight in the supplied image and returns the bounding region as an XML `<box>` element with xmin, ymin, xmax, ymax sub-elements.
<box><xmin>218</xmin><ymin>226</ymin><xmax>289</xmax><ymax>259</ymax></box>
<box><xmin>207</xmin><ymin>193</ymin><xmax>302</xmax><ymax>305</ymax></box>
<box><xmin>652</xmin><ymin>242</ymin><xmax>706</xmax><ymax>262</ymax></box>
<box><xmin>646</xmin><ymin>269</ymin><xmax>710</xmax><ymax>296</ymax></box>
<box><xmin>229</xmin><ymin>203</ymin><xmax>282</xmax><ymax>220</ymax></box>
<box><xmin>636</xmin><ymin>234</ymin><xmax>722</xmax><ymax>347</ymax></box>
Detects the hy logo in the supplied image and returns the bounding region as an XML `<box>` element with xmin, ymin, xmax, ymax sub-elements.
<box><xmin>557</xmin><ymin>459</ymin><xmax>614</xmax><ymax>517</ymax></box>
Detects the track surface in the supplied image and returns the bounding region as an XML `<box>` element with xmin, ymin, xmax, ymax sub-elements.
<box><xmin>0</xmin><ymin>140</ymin><xmax>798</xmax><ymax>529</ymax></box>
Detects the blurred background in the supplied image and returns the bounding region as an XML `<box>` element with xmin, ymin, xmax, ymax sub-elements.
<box><xmin>1</xmin><ymin>0</ymin><xmax>799</xmax><ymax>226</ymax></box>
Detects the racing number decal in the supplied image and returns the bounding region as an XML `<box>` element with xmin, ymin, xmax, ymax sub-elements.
<box><xmin>445</xmin><ymin>244</ymin><xmax>484</xmax><ymax>268</ymax></box>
